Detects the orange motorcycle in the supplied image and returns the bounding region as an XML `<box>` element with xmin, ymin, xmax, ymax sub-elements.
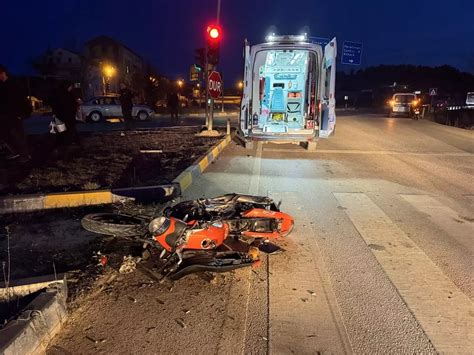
<box><xmin>82</xmin><ymin>194</ymin><xmax>294</xmax><ymax>279</ymax></box>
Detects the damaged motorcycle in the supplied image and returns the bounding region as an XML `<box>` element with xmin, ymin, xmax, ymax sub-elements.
<box><xmin>81</xmin><ymin>194</ymin><xmax>294</xmax><ymax>280</ymax></box>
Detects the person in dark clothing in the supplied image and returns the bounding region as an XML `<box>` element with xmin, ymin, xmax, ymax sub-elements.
<box><xmin>50</xmin><ymin>81</ymin><xmax>80</xmax><ymax>146</ymax></box>
<box><xmin>167</xmin><ymin>91</ymin><xmax>179</xmax><ymax>119</ymax></box>
<box><xmin>119</xmin><ymin>83</ymin><xmax>134</xmax><ymax>131</ymax></box>
<box><xmin>0</xmin><ymin>64</ymin><xmax>31</xmax><ymax>162</ymax></box>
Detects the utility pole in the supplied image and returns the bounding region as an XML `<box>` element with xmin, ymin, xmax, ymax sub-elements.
<box><xmin>221</xmin><ymin>78</ymin><xmax>224</xmax><ymax>113</ymax></box>
<box><xmin>205</xmin><ymin>47</ymin><xmax>209</xmax><ymax>127</ymax></box>
<box><xmin>198</xmin><ymin>1</ymin><xmax>222</xmax><ymax>136</ymax></box>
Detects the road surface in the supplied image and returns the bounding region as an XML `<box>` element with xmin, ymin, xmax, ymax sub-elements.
<box><xmin>46</xmin><ymin>114</ymin><xmax>473</xmax><ymax>354</ymax></box>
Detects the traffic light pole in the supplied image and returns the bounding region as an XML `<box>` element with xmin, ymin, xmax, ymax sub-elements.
<box><xmin>209</xmin><ymin>96</ymin><xmax>214</xmax><ymax>131</ymax></box>
<box><xmin>208</xmin><ymin>62</ymin><xmax>214</xmax><ymax>132</ymax></box>
<box><xmin>205</xmin><ymin>48</ymin><xmax>209</xmax><ymax>128</ymax></box>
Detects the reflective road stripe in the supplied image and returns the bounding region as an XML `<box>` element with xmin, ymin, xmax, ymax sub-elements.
<box><xmin>334</xmin><ymin>192</ymin><xmax>474</xmax><ymax>354</ymax></box>
<box><xmin>400</xmin><ymin>194</ymin><xmax>474</xmax><ymax>252</ymax></box>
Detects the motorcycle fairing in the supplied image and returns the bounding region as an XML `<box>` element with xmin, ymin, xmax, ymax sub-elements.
<box><xmin>152</xmin><ymin>218</ymin><xmax>187</xmax><ymax>252</ymax></box>
<box><xmin>168</xmin><ymin>251</ymin><xmax>255</xmax><ymax>280</ymax></box>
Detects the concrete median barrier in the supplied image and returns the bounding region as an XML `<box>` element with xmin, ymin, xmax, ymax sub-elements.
<box><xmin>0</xmin><ymin>134</ymin><xmax>233</xmax><ymax>214</ymax></box>
<box><xmin>0</xmin><ymin>277</ymin><xmax>67</xmax><ymax>355</ymax></box>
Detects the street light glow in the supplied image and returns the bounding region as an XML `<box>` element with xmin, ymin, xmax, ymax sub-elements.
<box><xmin>103</xmin><ymin>64</ymin><xmax>116</xmax><ymax>78</ymax></box>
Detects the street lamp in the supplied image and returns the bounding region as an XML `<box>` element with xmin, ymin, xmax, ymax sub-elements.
<box><xmin>103</xmin><ymin>64</ymin><xmax>116</xmax><ymax>78</ymax></box>
<box><xmin>102</xmin><ymin>64</ymin><xmax>116</xmax><ymax>95</ymax></box>
<box><xmin>237</xmin><ymin>81</ymin><xmax>244</xmax><ymax>90</ymax></box>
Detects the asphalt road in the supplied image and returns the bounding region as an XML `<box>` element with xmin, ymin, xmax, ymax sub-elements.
<box><xmin>44</xmin><ymin>114</ymin><xmax>473</xmax><ymax>353</ymax></box>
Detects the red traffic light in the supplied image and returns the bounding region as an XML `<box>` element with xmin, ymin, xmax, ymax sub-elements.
<box><xmin>206</xmin><ymin>25</ymin><xmax>222</xmax><ymax>41</ymax></box>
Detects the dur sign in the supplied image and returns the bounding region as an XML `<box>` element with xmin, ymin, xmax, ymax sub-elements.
<box><xmin>208</xmin><ymin>71</ymin><xmax>222</xmax><ymax>99</ymax></box>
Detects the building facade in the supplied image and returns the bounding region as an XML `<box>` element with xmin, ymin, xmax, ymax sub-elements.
<box><xmin>34</xmin><ymin>48</ymin><xmax>82</xmax><ymax>81</ymax></box>
<box><xmin>83</xmin><ymin>36</ymin><xmax>147</xmax><ymax>100</ymax></box>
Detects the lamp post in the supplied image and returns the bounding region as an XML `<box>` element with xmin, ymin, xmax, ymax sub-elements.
<box><xmin>177</xmin><ymin>79</ymin><xmax>184</xmax><ymax>93</ymax></box>
<box><xmin>102</xmin><ymin>64</ymin><xmax>116</xmax><ymax>95</ymax></box>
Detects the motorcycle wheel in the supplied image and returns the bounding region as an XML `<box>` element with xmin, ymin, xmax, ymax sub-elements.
<box><xmin>81</xmin><ymin>213</ymin><xmax>147</xmax><ymax>237</ymax></box>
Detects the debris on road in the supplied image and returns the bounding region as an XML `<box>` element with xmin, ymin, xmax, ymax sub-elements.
<box><xmin>140</xmin><ymin>149</ymin><xmax>163</xmax><ymax>154</ymax></box>
<box><xmin>175</xmin><ymin>318</ymin><xmax>187</xmax><ymax>328</ymax></box>
<box><xmin>119</xmin><ymin>255</ymin><xmax>141</xmax><ymax>274</ymax></box>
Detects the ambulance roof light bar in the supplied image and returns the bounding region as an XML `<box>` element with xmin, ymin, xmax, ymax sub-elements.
<box><xmin>265</xmin><ymin>33</ymin><xmax>308</xmax><ymax>44</ymax></box>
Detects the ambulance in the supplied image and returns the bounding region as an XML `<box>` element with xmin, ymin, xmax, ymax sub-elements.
<box><xmin>238</xmin><ymin>34</ymin><xmax>337</xmax><ymax>150</ymax></box>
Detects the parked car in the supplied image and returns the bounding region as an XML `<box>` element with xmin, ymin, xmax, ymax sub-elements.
<box><xmin>80</xmin><ymin>96</ymin><xmax>154</xmax><ymax>122</ymax></box>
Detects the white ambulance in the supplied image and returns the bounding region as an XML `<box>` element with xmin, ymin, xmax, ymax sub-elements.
<box><xmin>238</xmin><ymin>34</ymin><xmax>337</xmax><ymax>150</ymax></box>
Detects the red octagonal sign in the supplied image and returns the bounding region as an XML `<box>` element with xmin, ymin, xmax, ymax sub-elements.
<box><xmin>208</xmin><ymin>71</ymin><xmax>223</xmax><ymax>99</ymax></box>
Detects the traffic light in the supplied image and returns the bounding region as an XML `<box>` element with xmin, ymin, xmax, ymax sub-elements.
<box><xmin>206</xmin><ymin>25</ymin><xmax>222</xmax><ymax>65</ymax></box>
<box><xmin>194</xmin><ymin>48</ymin><xmax>206</xmax><ymax>71</ymax></box>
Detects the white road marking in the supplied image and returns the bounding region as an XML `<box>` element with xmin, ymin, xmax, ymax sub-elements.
<box><xmin>334</xmin><ymin>192</ymin><xmax>474</xmax><ymax>354</ymax></box>
<box><xmin>264</xmin><ymin>148</ymin><xmax>472</xmax><ymax>156</ymax></box>
<box><xmin>400</xmin><ymin>194</ymin><xmax>474</xmax><ymax>251</ymax></box>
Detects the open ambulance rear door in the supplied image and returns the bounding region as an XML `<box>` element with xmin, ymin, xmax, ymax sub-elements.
<box><xmin>319</xmin><ymin>38</ymin><xmax>337</xmax><ymax>138</ymax></box>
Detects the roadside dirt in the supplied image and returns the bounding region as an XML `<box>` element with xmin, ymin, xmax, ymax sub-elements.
<box><xmin>0</xmin><ymin>203</ymin><xmax>268</xmax><ymax>353</ymax></box>
<box><xmin>0</xmin><ymin>128</ymin><xmax>222</xmax><ymax>195</ymax></box>
<box><xmin>46</xmin><ymin>269</ymin><xmax>241</xmax><ymax>354</ymax></box>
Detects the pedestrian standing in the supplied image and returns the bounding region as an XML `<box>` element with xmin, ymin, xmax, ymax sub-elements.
<box><xmin>119</xmin><ymin>83</ymin><xmax>134</xmax><ymax>131</ymax></box>
<box><xmin>167</xmin><ymin>91</ymin><xmax>179</xmax><ymax>119</ymax></box>
<box><xmin>0</xmin><ymin>64</ymin><xmax>31</xmax><ymax>162</ymax></box>
<box><xmin>50</xmin><ymin>81</ymin><xmax>80</xmax><ymax>146</ymax></box>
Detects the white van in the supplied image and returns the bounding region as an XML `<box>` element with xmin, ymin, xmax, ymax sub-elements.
<box><xmin>238</xmin><ymin>35</ymin><xmax>337</xmax><ymax>150</ymax></box>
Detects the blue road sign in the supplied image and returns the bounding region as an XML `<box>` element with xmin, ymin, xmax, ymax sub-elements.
<box><xmin>309</xmin><ymin>36</ymin><xmax>330</xmax><ymax>48</ymax></box>
<box><xmin>341</xmin><ymin>41</ymin><xmax>363</xmax><ymax>65</ymax></box>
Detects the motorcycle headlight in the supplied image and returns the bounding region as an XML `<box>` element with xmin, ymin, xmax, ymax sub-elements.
<box><xmin>148</xmin><ymin>217</ymin><xmax>171</xmax><ymax>235</ymax></box>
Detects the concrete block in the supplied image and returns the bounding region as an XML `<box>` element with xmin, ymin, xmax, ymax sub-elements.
<box><xmin>0</xmin><ymin>195</ymin><xmax>45</xmax><ymax>214</ymax></box>
<box><xmin>0</xmin><ymin>279</ymin><xmax>67</xmax><ymax>354</ymax></box>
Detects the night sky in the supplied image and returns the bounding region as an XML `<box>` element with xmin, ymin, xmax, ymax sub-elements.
<box><xmin>2</xmin><ymin>0</ymin><xmax>473</xmax><ymax>84</ymax></box>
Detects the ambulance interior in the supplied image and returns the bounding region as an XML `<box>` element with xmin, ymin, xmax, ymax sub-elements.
<box><xmin>251</xmin><ymin>49</ymin><xmax>318</xmax><ymax>134</ymax></box>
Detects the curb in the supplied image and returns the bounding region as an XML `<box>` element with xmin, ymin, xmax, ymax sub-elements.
<box><xmin>0</xmin><ymin>134</ymin><xmax>233</xmax><ymax>214</ymax></box>
<box><xmin>174</xmin><ymin>134</ymin><xmax>232</xmax><ymax>192</ymax></box>
<box><xmin>0</xmin><ymin>277</ymin><xmax>67</xmax><ymax>354</ymax></box>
